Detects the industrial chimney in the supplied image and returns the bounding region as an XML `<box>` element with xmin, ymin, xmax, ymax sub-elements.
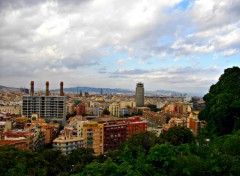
<box><xmin>30</xmin><ymin>81</ymin><xmax>34</xmax><ymax>96</ymax></box>
<box><xmin>46</xmin><ymin>81</ymin><xmax>49</xmax><ymax>96</ymax></box>
<box><xmin>60</xmin><ymin>82</ymin><xmax>64</xmax><ymax>96</ymax></box>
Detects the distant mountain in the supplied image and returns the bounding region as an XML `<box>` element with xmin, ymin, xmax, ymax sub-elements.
<box><xmin>0</xmin><ymin>85</ymin><xmax>203</xmax><ymax>97</ymax></box>
<box><xmin>52</xmin><ymin>86</ymin><xmax>134</xmax><ymax>94</ymax></box>
<box><xmin>52</xmin><ymin>86</ymin><xmax>186</xmax><ymax>95</ymax></box>
<box><xmin>0</xmin><ymin>85</ymin><xmax>19</xmax><ymax>91</ymax></box>
<box><xmin>147</xmin><ymin>90</ymin><xmax>183</xmax><ymax>96</ymax></box>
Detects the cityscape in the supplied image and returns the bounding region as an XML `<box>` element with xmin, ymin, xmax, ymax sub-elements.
<box><xmin>0</xmin><ymin>81</ymin><xmax>205</xmax><ymax>154</ymax></box>
<box><xmin>0</xmin><ymin>0</ymin><xmax>240</xmax><ymax>176</ymax></box>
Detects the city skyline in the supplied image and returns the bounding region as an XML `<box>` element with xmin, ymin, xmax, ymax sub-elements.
<box><xmin>0</xmin><ymin>0</ymin><xmax>239</xmax><ymax>94</ymax></box>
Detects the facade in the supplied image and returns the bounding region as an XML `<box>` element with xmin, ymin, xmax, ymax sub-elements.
<box><xmin>82</xmin><ymin>121</ymin><xmax>104</xmax><ymax>155</ymax></box>
<box><xmin>0</xmin><ymin>137</ymin><xmax>27</xmax><ymax>150</ymax></box>
<box><xmin>22</xmin><ymin>95</ymin><xmax>67</xmax><ymax>125</ymax></box>
<box><xmin>119</xmin><ymin>107</ymin><xmax>128</xmax><ymax>116</ymax></box>
<box><xmin>14</xmin><ymin>117</ymin><xmax>27</xmax><ymax>129</ymax></box>
<box><xmin>53</xmin><ymin>136</ymin><xmax>85</xmax><ymax>155</ymax></box>
<box><xmin>52</xmin><ymin>126</ymin><xmax>85</xmax><ymax>155</ymax></box>
<box><xmin>0</xmin><ymin>129</ymin><xmax>44</xmax><ymax>151</ymax></box>
<box><xmin>135</xmin><ymin>82</ymin><xmax>144</xmax><ymax>107</ymax></box>
<box><xmin>187</xmin><ymin>111</ymin><xmax>205</xmax><ymax>136</ymax></box>
<box><xmin>0</xmin><ymin>121</ymin><xmax>12</xmax><ymax>132</ymax></box>
<box><xmin>0</xmin><ymin>106</ymin><xmax>21</xmax><ymax>114</ymax></box>
<box><xmin>120</xmin><ymin>101</ymin><xmax>136</xmax><ymax>108</ymax></box>
<box><xmin>66</xmin><ymin>103</ymin><xmax>75</xmax><ymax>114</ymax></box>
<box><xmin>142</xmin><ymin>111</ymin><xmax>168</xmax><ymax>126</ymax></box>
<box><xmin>109</xmin><ymin>103</ymin><xmax>120</xmax><ymax>117</ymax></box>
<box><xmin>103</xmin><ymin>123</ymin><xmax>127</xmax><ymax>152</ymax></box>
<box><xmin>76</xmin><ymin>104</ymin><xmax>85</xmax><ymax>115</ymax></box>
<box><xmin>125</xmin><ymin>117</ymin><xmax>148</xmax><ymax>139</ymax></box>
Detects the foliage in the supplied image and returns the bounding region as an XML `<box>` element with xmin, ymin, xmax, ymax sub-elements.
<box><xmin>199</xmin><ymin>66</ymin><xmax>240</xmax><ymax>135</ymax></box>
<box><xmin>0</xmin><ymin>146</ymin><xmax>48</xmax><ymax>176</ymax></box>
<box><xmin>66</xmin><ymin>112</ymin><xmax>76</xmax><ymax>120</ymax></box>
<box><xmin>74</xmin><ymin>100</ymin><xmax>81</xmax><ymax>106</ymax></box>
<box><xmin>68</xmin><ymin>147</ymin><xmax>95</xmax><ymax>174</ymax></box>
<box><xmin>102</xmin><ymin>108</ymin><xmax>110</xmax><ymax>115</ymax></box>
<box><xmin>41</xmin><ymin>149</ymin><xmax>69</xmax><ymax>176</ymax></box>
<box><xmin>147</xmin><ymin>104</ymin><xmax>161</xmax><ymax>112</ymax></box>
<box><xmin>160</xmin><ymin>126</ymin><xmax>195</xmax><ymax>145</ymax></box>
<box><xmin>120</xmin><ymin>131</ymin><xmax>160</xmax><ymax>154</ymax></box>
<box><xmin>1</xmin><ymin>132</ymin><xmax>240</xmax><ymax>176</ymax></box>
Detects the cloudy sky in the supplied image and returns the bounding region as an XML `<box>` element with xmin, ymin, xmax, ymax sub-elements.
<box><xmin>0</xmin><ymin>0</ymin><xmax>239</xmax><ymax>94</ymax></box>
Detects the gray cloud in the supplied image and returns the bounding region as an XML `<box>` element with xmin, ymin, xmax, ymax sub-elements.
<box><xmin>0</xmin><ymin>0</ymin><xmax>239</xmax><ymax>93</ymax></box>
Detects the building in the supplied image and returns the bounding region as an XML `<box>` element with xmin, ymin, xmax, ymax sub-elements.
<box><xmin>0</xmin><ymin>137</ymin><xmax>27</xmax><ymax>150</ymax></box>
<box><xmin>14</xmin><ymin>117</ymin><xmax>27</xmax><ymax>129</ymax></box>
<box><xmin>0</xmin><ymin>121</ymin><xmax>12</xmax><ymax>132</ymax></box>
<box><xmin>125</xmin><ymin>116</ymin><xmax>148</xmax><ymax>139</ymax></box>
<box><xmin>27</xmin><ymin>114</ymin><xmax>60</xmax><ymax>144</ymax></box>
<box><xmin>135</xmin><ymin>82</ymin><xmax>144</xmax><ymax>107</ymax></box>
<box><xmin>22</xmin><ymin>81</ymin><xmax>67</xmax><ymax>125</ymax></box>
<box><xmin>53</xmin><ymin>126</ymin><xmax>85</xmax><ymax>155</ymax></box>
<box><xmin>0</xmin><ymin>106</ymin><xmax>21</xmax><ymax>115</ymax></box>
<box><xmin>119</xmin><ymin>107</ymin><xmax>128</xmax><ymax>117</ymax></box>
<box><xmin>76</xmin><ymin>104</ymin><xmax>85</xmax><ymax>115</ymax></box>
<box><xmin>187</xmin><ymin>111</ymin><xmax>205</xmax><ymax>136</ymax></box>
<box><xmin>109</xmin><ymin>103</ymin><xmax>120</xmax><ymax>117</ymax></box>
<box><xmin>120</xmin><ymin>101</ymin><xmax>136</xmax><ymax>108</ymax></box>
<box><xmin>66</xmin><ymin>103</ymin><xmax>75</xmax><ymax>114</ymax></box>
<box><xmin>95</xmin><ymin>116</ymin><xmax>148</xmax><ymax>153</ymax></box>
<box><xmin>142</xmin><ymin>111</ymin><xmax>169</xmax><ymax>126</ymax></box>
<box><xmin>82</xmin><ymin>121</ymin><xmax>104</xmax><ymax>155</ymax></box>
<box><xmin>103</xmin><ymin>122</ymin><xmax>127</xmax><ymax>152</ymax></box>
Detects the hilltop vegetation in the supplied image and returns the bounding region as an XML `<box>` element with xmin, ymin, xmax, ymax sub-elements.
<box><xmin>199</xmin><ymin>66</ymin><xmax>240</xmax><ymax>135</ymax></box>
<box><xmin>1</xmin><ymin>129</ymin><xmax>240</xmax><ymax>176</ymax></box>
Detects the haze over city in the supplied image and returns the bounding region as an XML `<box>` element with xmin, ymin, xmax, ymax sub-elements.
<box><xmin>0</xmin><ymin>0</ymin><xmax>239</xmax><ymax>94</ymax></box>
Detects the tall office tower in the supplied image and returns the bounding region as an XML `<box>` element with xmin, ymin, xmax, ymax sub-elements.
<box><xmin>22</xmin><ymin>81</ymin><xmax>67</xmax><ymax>125</ymax></box>
<box><xmin>135</xmin><ymin>82</ymin><xmax>144</xmax><ymax>107</ymax></box>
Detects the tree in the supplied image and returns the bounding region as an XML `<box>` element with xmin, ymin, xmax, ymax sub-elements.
<box><xmin>160</xmin><ymin>126</ymin><xmax>195</xmax><ymax>146</ymax></box>
<box><xmin>41</xmin><ymin>149</ymin><xmax>68</xmax><ymax>176</ymax></box>
<box><xmin>102</xmin><ymin>109</ymin><xmax>110</xmax><ymax>115</ymax></box>
<box><xmin>120</xmin><ymin>131</ymin><xmax>159</xmax><ymax>154</ymax></box>
<box><xmin>199</xmin><ymin>67</ymin><xmax>240</xmax><ymax>135</ymax></box>
<box><xmin>68</xmin><ymin>147</ymin><xmax>95</xmax><ymax>174</ymax></box>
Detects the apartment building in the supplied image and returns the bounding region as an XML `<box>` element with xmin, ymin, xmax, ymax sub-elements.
<box><xmin>82</xmin><ymin>121</ymin><xmax>104</xmax><ymax>155</ymax></box>
<box><xmin>22</xmin><ymin>81</ymin><xmax>67</xmax><ymax>125</ymax></box>
<box><xmin>53</xmin><ymin>126</ymin><xmax>85</xmax><ymax>155</ymax></box>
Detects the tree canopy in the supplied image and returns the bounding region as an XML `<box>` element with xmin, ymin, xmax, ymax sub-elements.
<box><xmin>160</xmin><ymin>126</ymin><xmax>195</xmax><ymax>145</ymax></box>
<box><xmin>199</xmin><ymin>66</ymin><xmax>240</xmax><ymax>135</ymax></box>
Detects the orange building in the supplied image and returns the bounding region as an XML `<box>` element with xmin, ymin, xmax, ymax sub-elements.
<box><xmin>82</xmin><ymin>121</ymin><xmax>104</xmax><ymax>155</ymax></box>
<box><xmin>26</xmin><ymin>114</ymin><xmax>60</xmax><ymax>144</ymax></box>
<box><xmin>187</xmin><ymin>111</ymin><xmax>205</xmax><ymax>136</ymax></box>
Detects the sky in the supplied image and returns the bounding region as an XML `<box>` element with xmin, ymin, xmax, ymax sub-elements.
<box><xmin>0</xmin><ymin>0</ymin><xmax>239</xmax><ymax>94</ymax></box>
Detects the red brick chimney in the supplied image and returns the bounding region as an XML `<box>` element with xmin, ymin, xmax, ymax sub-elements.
<box><xmin>46</xmin><ymin>81</ymin><xmax>49</xmax><ymax>96</ymax></box>
<box><xmin>30</xmin><ymin>81</ymin><xmax>34</xmax><ymax>96</ymax></box>
<box><xmin>60</xmin><ymin>82</ymin><xmax>64</xmax><ymax>96</ymax></box>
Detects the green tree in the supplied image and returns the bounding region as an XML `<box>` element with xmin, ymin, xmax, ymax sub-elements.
<box><xmin>41</xmin><ymin>149</ymin><xmax>68</xmax><ymax>176</ymax></box>
<box><xmin>67</xmin><ymin>147</ymin><xmax>95</xmax><ymax>174</ymax></box>
<box><xmin>102</xmin><ymin>108</ymin><xmax>110</xmax><ymax>115</ymax></box>
<box><xmin>199</xmin><ymin>66</ymin><xmax>240</xmax><ymax>135</ymax></box>
<box><xmin>120</xmin><ymin>131</ymin><xmax>159</xmax><ymax>154</ymax></box>
<box><xmin>160</xmin><ymin>126</ymin><xmax>195</xmax><ymax>146</ymax></box>
<box><xmin>147</xmin><ymin>144</ymin><xmax>177</xmax><ymax>175</ymax></box>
